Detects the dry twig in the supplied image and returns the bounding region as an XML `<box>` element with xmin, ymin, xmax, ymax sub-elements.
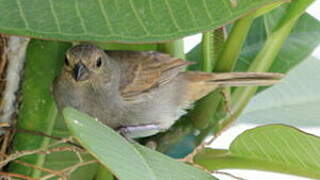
<box><xmin>0</xmin><ymin>171</ymin><xmax>37</xmax><ymax>180</ymax></box>
<box><xmin>40</xmin><ymin>160</ymin><xmax>98</xmax><ymax>180</ymax></box>
<box><xmin>0</xmin><ymin>144</ymin><xmax>84</xmax><ymax>167</ymax></box>
<box><xmin>213</xmin><ymin>171</ymin><xmax>248</xmax><ymax>180</ymax></box>
<box><xmin>180</xmin><ymin>135</ymin><xmax>217</xmax><ymax>163</ymax></box>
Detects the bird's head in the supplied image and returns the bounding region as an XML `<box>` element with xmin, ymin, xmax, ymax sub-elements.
<box><xmin>63</xmin><ymin>44</ymin><xmax>112</xmax><ymax>83</ymax></box>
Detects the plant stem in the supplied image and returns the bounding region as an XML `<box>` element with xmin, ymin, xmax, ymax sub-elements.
<box><xmin>158</xmin><ymin>40</ymin><xmax>185</xmax><ymax>59</ymax></box>
<box><xmin>214</xmin><ymin>0</ymin><xmax>315</xmax><ymax>133</ymax></box>
<box><xmin>190</xmin><ymin>11</ymin><xmax>256</xmax><ymax>130</ymax></box>
<box><xmin>215</xmin><ymin>15</ymin><xmax>255</xmax><ymax>72</ymax></box>
<box><xmin>194</xmin><ymin>149</ymin><xmax>320</xmax><ymax>179</ymax></box>
<box><xmin>201</xmin><ymin>32</ymin><xmax>215</xmax><ymax>72</ymax></box>
<box><xmin>189</xmin><ymin>28</ymin><xmax>226</xmax><ymax>129</ymax></box>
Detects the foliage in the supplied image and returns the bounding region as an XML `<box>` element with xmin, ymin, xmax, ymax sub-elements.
<box><xmin>0</xmin><ymin>0</ymin><xmax>319</xmax><ymax>179</ymax></box>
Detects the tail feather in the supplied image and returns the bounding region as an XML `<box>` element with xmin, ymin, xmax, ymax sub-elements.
<box><xmin>181</xmin><ymin>72</ymin><xmax>283</xmax><ymax>105</ymax></box>
<box><xmin>184</xmin><ymin>72</ymin><xmax>283</xmax><ymax>86</ymax></box>
<box><xmin>212</xmin><ymin>72</ymin><xmax>283</xmax><ymax>86</ymax></box>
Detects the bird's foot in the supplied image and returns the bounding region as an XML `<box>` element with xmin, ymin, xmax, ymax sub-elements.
<box><xmin>116</xmin><ymin>124</ymin><xmax>161</xmax><ymax>141</ymax></box>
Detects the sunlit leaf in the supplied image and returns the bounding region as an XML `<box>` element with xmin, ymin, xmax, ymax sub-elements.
<box><xmin>194</xmin><ymin>124</ymin><xmax>320</xmax><ymax>179</ymax></box>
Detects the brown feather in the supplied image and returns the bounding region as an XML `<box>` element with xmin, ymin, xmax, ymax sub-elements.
<box><xmin>106</xmin><ymin>50</ymin><xmax>192</xmax><ymax>99</ymax></box>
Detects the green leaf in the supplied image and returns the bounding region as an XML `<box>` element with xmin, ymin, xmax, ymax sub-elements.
<box><xmin>194</xmin><ymin>125</ymin><xmax>320</xmax><ymax>179</ymax></box>
<box><xmin>238</xmin><ymin>56</ymin><xmax>320</xmax><ymax>127</ymax></box>
<box><xmin>0</xmin><ymin>0</ymin><xmax>285</xmax><ymax>42</ymax></box>
<box><xmin>64</xmin><ymin>107</ymin><xmax>217</xmax><ymax>180</ymax></box>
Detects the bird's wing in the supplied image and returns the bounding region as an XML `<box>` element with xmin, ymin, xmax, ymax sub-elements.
<box><xmin>106</xmin><ymin>50</ymin><xmax>192</xmax><ymax>100</ymax></box>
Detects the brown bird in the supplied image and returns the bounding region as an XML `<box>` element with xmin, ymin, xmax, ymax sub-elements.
<box><xmin>53</xmin><ymin>44</ymin><xmax>282</xmax><ymax>138</ymax></box>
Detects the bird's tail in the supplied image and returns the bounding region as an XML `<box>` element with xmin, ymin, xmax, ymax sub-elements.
<box><xmin>208</xmin><ymin>72</ymin><xmax>283</xmax><ymax>86</ymax></box>
<box><xmin>180</xmin><ymin>72</ymin><xmax>283</xmax><ymax>106</ymax></box>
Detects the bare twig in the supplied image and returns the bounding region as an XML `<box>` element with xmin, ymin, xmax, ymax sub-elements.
<box><xmin>180</xmin><ymin>135</ymin><xmax>217</xmax><ymax>163</ymax></box>
<box><xmin>0</xmin><ymin>152</ymin><xmax>61</xmax><ymax>176</ymax></box>
<box><xmin>1</xmin><ymin>127</ymin><xmax>83</xmax><ymax>149</ymax></box>
<box><xmin>213</xmin><ymin>171</ymin><xmax>248</xmax><ymax>180</ymax></box>
<box><xmin>0</xmin><ymin>171</ymin><xmax>37</xmax><ymax>180</ymax></box>
<box><xmin>0</xmin><ymin>145</ymin><xmax>84</xmax><ymax>167</ymax></box>
<box><xmin>0</xmin><ymin>131</ymin><xmax>11</xmax><ymax>159</ymax></box>
<box><xmin>14</xmin><ymin>159</ymin><xmax>63</xmax><ymax>177</ymax></box>
<box><xmin>40</xmin><ymin>160</ymin><xmax>98</xmax><ymax>180</ymax></box>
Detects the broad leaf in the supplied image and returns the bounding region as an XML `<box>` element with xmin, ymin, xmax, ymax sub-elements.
<box><xmin>0</xmin><ymin>0</ymin><xmax>284</xmax><ymax>42</ymax></box>
<box><xmin>194</xmin><ymin>125</ymin><xmax>320</xmax><ymax>179</ymax></box>
<box><xmin>238</xmin><ymin>56</ymin><xmax>320</xmax><ymax>127</ymax></box>
<box><xmin>64</xmin><ymin>107</ymin><xmax>217</xmax><ymax>180</ymax></box>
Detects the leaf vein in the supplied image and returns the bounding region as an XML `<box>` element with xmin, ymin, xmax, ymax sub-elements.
<box><xmin>97</xmin><ymin>0</ymin><xmax>115</xmax><ymax>34</ymax></box>
<box><xmin>289</xmin><ymin>131</ymin><xmax>320</xmax><ymax>168</ymax></box>
<box><xmin>48</xmin><ymin>0</ymin><xmax>61</xmax><ymax>33</ymax></box>
<box><xmin>249</xmin><ymin>134</ymin><xmax>273</xmax><ymax>161</ymax></box>
<box><xmin>276</xmin><ymin>130</ymin><xmax>309</xmax><ymax>168</ymax></box>
<box><xmin>15</xmin><ymin>0</ymin><xmax>30</xmax><ymax>30</ymax></box>
<box><xmin>74</xmin><ymin>0</ymin><xmax>88</xmax><ymax>34</ymax></box>
<box><xmin>201</xmin><ymin>0</ymin><xmax>213</xmax><ymax>21</ymax></box>
<box><xmin>163</xmin><ymin>0</ymin><xmax>182</xmax><ymax>31</ymax></box>
<box><xmin>184</xmin><ymin>0</ymin><xmax>197</xmax><ymax>26</ymax></box>
<box><xmin>129</xmin><ymin>0</ymin><xmax>150</xmax><ymax>34</ymax></box>
<box><xmin>260</xmin><ymin>132</ymin><xmax>290</xmax><ymax>164</ymax></box>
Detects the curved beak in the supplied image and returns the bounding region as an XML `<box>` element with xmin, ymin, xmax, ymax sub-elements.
<box><xmin>73</xmin><ymin>63</ymin><xmax>89</xmax><ymax>81</ymax></box>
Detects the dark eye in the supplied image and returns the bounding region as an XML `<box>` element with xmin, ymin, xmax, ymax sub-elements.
<box><xmin>96</xmin><ymin>57</ymin><xmax>102</xmax><ymax>67</ymax></box>
<box><xmin>64</xmin><ymin>57</ymin><xmax>70</xmax><ymax>66</ymax></box>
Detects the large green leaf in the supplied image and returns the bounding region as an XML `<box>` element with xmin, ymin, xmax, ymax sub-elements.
<box><xmin>194</xmin><ymin>124</ymin><xmax>320</xmax><ymax>179</ymax></box>
<box><xmin>0</xmin><ymin>0</ymin><xmax>285</xmax><ymax>42</ymax></box>
<box><xmin>64</xmin><ymin>107</ymin><xmax>217</xmax><ymax>180</ymax></box>
<box><xmin>238</xmin><ymin>56</ymin><xmax>320</xmax><ymax>127</ymax></box>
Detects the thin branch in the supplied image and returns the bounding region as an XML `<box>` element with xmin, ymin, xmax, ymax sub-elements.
<box><xmin>0</xmin><ymin>132</ymin><xmax>11</xmax><ymax>158</ymax></box>
<box><xmin>0</xmin><ymin>145</ymin><xmax>84</xmax><ymax>167</ymax></box>
<box><xmin>14</xmin><ymin>160</ymin><xmax>63</xmax><ymax>177</ymax></box>
<box><xmin>40</xmin><ymin>160</ymin><xmax>98</xmax><ymax>180</ymax></box>
<box><xmin>0</xmin><ymin>152</ymin><xmax>62</xmax><ymax>176</ymax></box>
<box><xmin>0</xmin><ymin>171</ymin><xmax>37</xmax><ymax>180</ymax></box>
<box><xmin>180</xmin><ymin>135</ymin><xmax>217</xmax><ymax>163</ymax></box>
<box><xmin>213</xmin><ymin>171</ymin><xmax>248</xmax><ymax>180</ymax></box>
<box><xmin>1</xmin><ymin>127</ymin><xmax>83</xmax><ymax>149</ymax></box>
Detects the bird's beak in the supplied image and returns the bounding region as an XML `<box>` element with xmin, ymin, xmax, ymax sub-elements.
<box><xmin>73</xmin><ymin>63</ymin><xmax>89</xmax><ymax>81</ymax></box>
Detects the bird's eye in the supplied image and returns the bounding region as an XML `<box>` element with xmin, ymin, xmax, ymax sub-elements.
<box><xmin>64</xmin><ymin>57</ymin><xmax>70</xmax><ymax>66</ymax></box>
<box><xmin>96</xmin><ymin>57</ymin><xmax>102</xmax><ymax>67</ymax></box>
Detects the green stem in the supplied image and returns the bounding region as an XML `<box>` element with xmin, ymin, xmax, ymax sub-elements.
<box><xmin>8</xmin><ymin>40</ymin><xmax>71</xmax><ymax>177</ymax></box>
<box><xmin>189</xmin><ymin>13</ymin><xmax>255</xmax><ymax>130</ymax></box>
<box><xmin>215</xmin><ymin>15</ymin><xmax>255</xmax><ymax>72</ymax></box>
<box><xmin>189</xmin><ymin>28</ymin><xmax>225</xmax><ymax>129</ymax></box>
<box><xmin>158</xmin><ymin>40</ymin><xmax>185</xmax><ymax>59</ymax></box>
<box><xmin>194</xmin><ymin>149</ymin><xmax>320</xmax><ymax>179</ymax></box>
<box><xmin>194</xmin><ymin>1</ymin><xmax>291</xmax><ymax>141</ymax></box>
<box><xmin>214</xmin><ymin>0</ymin><xmax>315</xmax><ymax>132</ymax></box>
<box><xmin>201</xmin><ymin>32</ymin><xmax>215</xmax><ymax>72</ymax></box>
<box><xmin>31</xmin><ymin>104</ymin><xmax>58</xmax><ymax>178</ymax></box>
